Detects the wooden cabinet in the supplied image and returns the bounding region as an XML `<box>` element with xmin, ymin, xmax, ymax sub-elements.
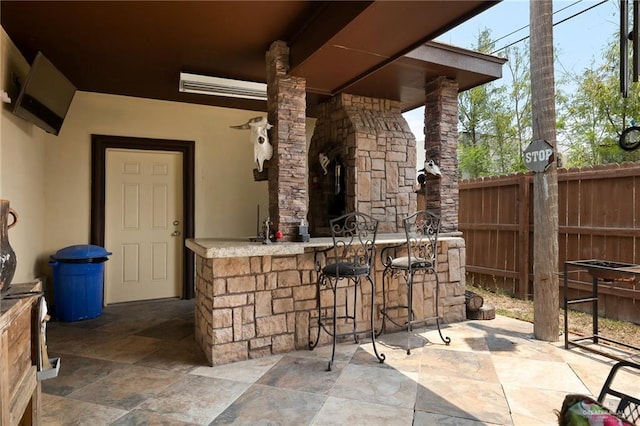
<box><xmin>0</xmin><ymin>282</ymin><xmax>42</xmax><ymax>426</ymax></box>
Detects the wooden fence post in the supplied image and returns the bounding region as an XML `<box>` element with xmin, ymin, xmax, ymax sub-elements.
<box><xmin>518</xmin><ymin>174</ymin><xmax>531</xmax><ymax>299</ymax></box>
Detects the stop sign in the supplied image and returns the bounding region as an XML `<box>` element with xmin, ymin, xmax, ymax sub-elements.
<box><xmin>524</xmin><ymin>139</ymin><xmax>554</xmax><ymax>172</ymax></box>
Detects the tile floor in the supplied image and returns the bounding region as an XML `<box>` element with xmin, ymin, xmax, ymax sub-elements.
<box><xmin>40</xmin><ymin>298</ymin><xmax>640</xmax><ymax>425</ymax></box>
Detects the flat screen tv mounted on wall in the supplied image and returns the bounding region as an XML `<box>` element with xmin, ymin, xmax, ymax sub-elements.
<box><xmin>13</xmin><ymin>52</ymin><xmax>77</xmax><ymax>136</ymax></box>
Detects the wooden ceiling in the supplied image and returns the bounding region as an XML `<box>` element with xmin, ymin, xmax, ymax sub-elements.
<box><xmin>1</xmin><ymin>1</ymin><xmax>503</xmax><ymax>116</ymax></box>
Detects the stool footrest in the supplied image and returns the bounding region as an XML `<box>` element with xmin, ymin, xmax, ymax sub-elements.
<box><xmin>379</xmin><ymin>306</ymin><xmax>441</xmax><ymax>332</ymax></box>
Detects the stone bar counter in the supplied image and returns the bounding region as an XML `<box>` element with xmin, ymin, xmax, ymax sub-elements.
<box><xmin>186</xmin><ymin>235</ymin><xmax>466</xmax><ymax>366</ymax></box>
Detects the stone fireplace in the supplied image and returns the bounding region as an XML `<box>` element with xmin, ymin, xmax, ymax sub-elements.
<box><xmin>307</xmin><ymin>93</ymin><xmax>417</xmax><ymax>235</ymax></box>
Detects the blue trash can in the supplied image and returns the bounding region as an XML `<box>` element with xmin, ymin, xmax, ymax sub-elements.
<box><xmin>49</xmin><ymin>244</ymin><xmax>111</xmax><ymax>322</ymax></box>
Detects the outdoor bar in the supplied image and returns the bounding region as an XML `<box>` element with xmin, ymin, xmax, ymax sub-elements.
<box><xmin>186</xmin><ymin>234</ymin><xmax>466</xmax><ymax>366</ymax></box>
<box><xmin>182</xmin><ymin>40</ymin><xmax>493</xmax><ymax>367</ymax></box>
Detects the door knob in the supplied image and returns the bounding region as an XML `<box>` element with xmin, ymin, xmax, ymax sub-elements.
<box><xmin>171</xmin><ymin>230</ymin><xmax>181</xmax><ymax>236</ymax></box>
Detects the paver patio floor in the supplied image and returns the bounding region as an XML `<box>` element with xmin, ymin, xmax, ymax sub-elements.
<box><xmin>41</xmin><ymin>298</ymin><xmax>640</xmax><ymax>425</ymax></box>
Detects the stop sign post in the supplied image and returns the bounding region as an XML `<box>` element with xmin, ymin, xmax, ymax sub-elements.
<box><xmin>524</xmin><ymin>139</ymin><xmax>554</xmax><ymax>172</ymax></box>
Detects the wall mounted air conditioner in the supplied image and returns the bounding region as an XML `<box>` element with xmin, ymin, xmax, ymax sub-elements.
<box><xmin>179</xmin><ymin>73</ymin><xmax>267</xmax><ymax>101</ymax></box>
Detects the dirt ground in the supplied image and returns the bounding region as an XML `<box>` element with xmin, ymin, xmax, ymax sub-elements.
<box><xmin>468</xmin><ymin>285</ymin><xmax>640</xmax><ymax>349</ymax></box>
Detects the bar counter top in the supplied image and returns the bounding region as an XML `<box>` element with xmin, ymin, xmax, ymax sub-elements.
<box><xmin>186</xmin><ymin>232</ymin><xmax>462</xmax><ymax>259</ymax></box>
<box><xmin>188</xmin><ymin>232</ymin><xmax>466</xmax><ymax>366</ymax></box>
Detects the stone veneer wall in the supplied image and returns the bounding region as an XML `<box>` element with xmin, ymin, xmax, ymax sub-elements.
<box><xmin>266</xmin><ymin>41</ymin><xmax>307</xmax><ymax>240</ymax></box>
<box><xmin>194</xmin><ymin>239</ymin><xmax>465</xmax><ymax>366</ymax></box>
<box><xmin>423</xmin><ymin>77</ymin><xmax>459</xmax><ymax>232</ymax></box>
<box><xmin>308</xmin><ymin>94</ymin><xmax>417</xmax><ymax>235</ymax></box>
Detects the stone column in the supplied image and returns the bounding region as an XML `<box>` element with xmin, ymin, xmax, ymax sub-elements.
<box><xmin>266</xmin><ymin>41</ymin><xmax>307</xmax><ymax>241</ymax></box>
<box><xmin>424</xmin><ymin>76</ymin><xmax>459</xmax><ymax>232</ymax></box>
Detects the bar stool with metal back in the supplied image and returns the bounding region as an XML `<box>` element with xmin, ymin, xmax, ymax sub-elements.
<box><xmin>379</xmin><ymin>210</ymin><xmax>451</xmax><ymax>354</ymax></box>
<box><xmin>309</xmin><ymin>211</ymin><xmax>386</xmax><ymax>371</ymax></box>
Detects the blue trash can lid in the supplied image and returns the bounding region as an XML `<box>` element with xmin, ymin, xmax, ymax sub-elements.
<box><xmin>51</xmin><ymin>244</ymin><xmax>112</xmax><ymax>260</ymax></box>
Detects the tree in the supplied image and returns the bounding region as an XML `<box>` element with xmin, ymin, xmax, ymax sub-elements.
<box><xmin>459</xmin><ymin>13</ymin><xmax>640</xmax><ymax>175</ymax></box>
<box><xmin>559</xmin><ymin>34</ymin><xmax>640</xmax><ymax>166</ymax></box>
<box><xmin>503</xmin><ymin>44</ymin><xmax>532</xmax><ymax>169</ymax></box>
<box><xmin>530</xmin><ymin>0</ymin><xmax>559</xmax><ymax>342</ymax></box>
<box><xmin>458</xmin><ymin>29</ymin><xmax>501</xmax><ymax>178</ymax></box>
<box><xmin>458</xmin><ymin>30</ymin><xmax>532</xmax><ymax>178</ymax></box>
<box><xmin>458</xmin><ymin>138</ymin><xmax>492</xmax><ymax>178</ymax></box>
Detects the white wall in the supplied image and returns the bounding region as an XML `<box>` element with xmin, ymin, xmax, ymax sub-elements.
<box><xmin>43</xmin><ymin>91</ymin><xmax>277</xmax><ymax>255</ymax></box>
<box><xmin>1</xmin><ymin>27</ymin><xmax>316</xmax><ymax>290</ymax></box>
<box><xmin>1</xmin><ymin>28</ymin><xmax>48</xmax><ymax>284</ymax></box>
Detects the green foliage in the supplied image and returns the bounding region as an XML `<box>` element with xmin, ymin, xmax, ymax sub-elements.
<box><xmin>558</xmin><ymin>36</ymin><xmax>640</xmax><ymax>166</ymax></box>
<box><xmin>458</xmin><ymin>139</ymin><xmax>492</xmax><ymax>178</ymax></box>
<box><xmin>459</xmin><ymin>25</ymin><xmax>640</xmax><ymax>176</ymax></box>
<box><xmin>458</xmin><ymin>29</ymin><xmax>532</xmax><ymax>178</ymax></box>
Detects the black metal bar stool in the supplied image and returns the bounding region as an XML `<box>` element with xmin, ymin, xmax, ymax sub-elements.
<box><xmin>309</xmin><ymin>211</ymin><xmax>385</xmax><ymax>371</ymax></box>
<box><xmin>379</xmin><ymin>210</ymin><xmax>450</xmax><ymax>354</ymax></box>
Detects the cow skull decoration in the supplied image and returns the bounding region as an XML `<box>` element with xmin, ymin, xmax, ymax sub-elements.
<box><xmin>420</xmin><ymin>159</ymin><xmax>442</xmax><ymax>177</ymax></box>
<box><xmin>230</xmin><ymin>116</ymin><xmax>273</xmax><ymax>172</ymax></box>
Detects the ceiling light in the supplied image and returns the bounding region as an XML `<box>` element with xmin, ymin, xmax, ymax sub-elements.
<box><xmin>179</xmin><ymin>72</ymin><xmax>267</xmax><ymax>101</ymax></box>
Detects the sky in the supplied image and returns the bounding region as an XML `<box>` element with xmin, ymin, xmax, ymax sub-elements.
<box><xmin>403</xmin><ymin>0</ymin><xmax>620</xmax><ymax>145</ymax></box>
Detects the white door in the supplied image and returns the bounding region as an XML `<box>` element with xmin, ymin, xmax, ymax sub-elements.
<box><xmin>105</xmin><ymin>149</ymin><xmax>183</xmax><ymax>304</ymax></box>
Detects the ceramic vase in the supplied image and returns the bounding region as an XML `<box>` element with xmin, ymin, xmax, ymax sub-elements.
<box><xmin>0</xmin><ymin>199</ymin><xmax>18</xmax><ymax>294</ymax></box>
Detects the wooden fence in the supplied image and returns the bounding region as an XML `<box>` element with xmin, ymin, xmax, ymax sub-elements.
<box><xmin>459</xmin><ymin>162</ymin><xmax>640</xmax><ymax>324</ymax></box>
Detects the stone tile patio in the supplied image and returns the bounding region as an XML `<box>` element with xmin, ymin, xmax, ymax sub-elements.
<box><xmin>41</xmin><ymin>299</ymin><xmax>640</xmax><ymax>425</ymax></box>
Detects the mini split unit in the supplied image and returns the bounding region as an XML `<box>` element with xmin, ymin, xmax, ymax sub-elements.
<box><xmin>179</xmin><ymin>72</ymin><xmax>267</xmax><ymax>101</ymax></box>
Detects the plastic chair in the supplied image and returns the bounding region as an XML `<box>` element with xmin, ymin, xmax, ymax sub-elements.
<box><xmin>379</xmin><ymin>210</ymin><xmax>450</xmax><ymax>354</ymax></box>
<box><xmin>309</xmin><ymin>211</ymin><xmax>385</xmax><ymax>371</ymax></box>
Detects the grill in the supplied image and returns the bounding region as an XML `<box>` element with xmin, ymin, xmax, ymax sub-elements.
<box><xmin>563</xmin><ymin>259</ymin><xmax>640</xmax><ymax>362</ymax></box>
<box><xmin>567</xmin><ymin>259</ymin><xmax>640</xmax><ymax>281</ymax></box>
